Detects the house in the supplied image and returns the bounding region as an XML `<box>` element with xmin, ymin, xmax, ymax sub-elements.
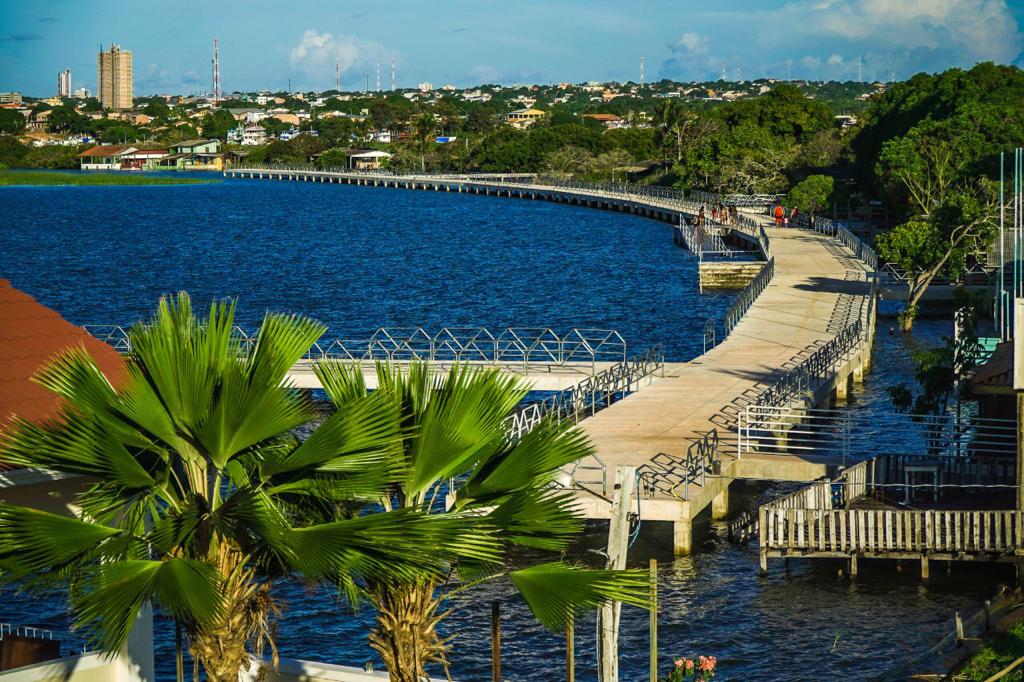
<box><xmin>347</xmin><ymin>149</ymin><xmax>392</xmax><ymax>170</ymax></box>
<box><xmin>156</xmin><ymin>139</ymin><xmax>225</xmax><ymax>170</ymax></box>
<box><xmin>506</xmin><ymin>107</ymin><xmax>545</xmax><ymax>129</ymax></box>
<box><xmin>28</xmin><ymin>109</ymin><xmax>52</xmax><ymax>132</ymax></box>
<box><xmin>370</xmin><ymin>129</ymin><xmax>392</xmax><ymax>143</ymax></box>
<box><xmin>131</xmin><ymin>113</ymin><xmax>153</xmax><ymax>125</ymax></box>
<box><xmin>119</xmin><ymin>149</ymin><xmax>167</xmax><ymax>170</ymax></box>
<box><xmin>0</xmin><ymin>279</ymin><xmax>127</xmax><ymax>513</ymax></box>
<box><xmin>582</xmin><ymin>113</ymin><xmax>625</xmax><ymax>129</ymax></box>
<box><xmin>228</xmin><ymin>125</ymin><xmax>267</xmax><ymax>145</ymax></box>
<box><xmin>271</xmin><ymin>112</ymin><xmax>300</xmax><ymax>126</ymax></box>
<box><xmin>78</xmin><ymin>144</ymin><xmax>137</xmax><ymax>170</ymax></box>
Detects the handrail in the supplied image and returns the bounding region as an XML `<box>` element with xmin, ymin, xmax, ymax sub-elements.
<box><xmin>636</xmin><ymin>428</ymin><xmax>720</xmax><ymax>501</ymax></box>
<box><xmin>723</xmin><ymin>257</ymin><xmax>775</xmax><ymax>338</ymax></box>
<box><xmin>84</xmin><ymin>325</ymin><xmax>628</xmax><ymax>366</ymax></box>
<box><xmin>507</xmin><ymin>344</ymin><xmax>665</xmax><ymax>439</ymax></box>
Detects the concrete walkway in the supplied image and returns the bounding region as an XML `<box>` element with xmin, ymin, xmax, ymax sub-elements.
<box><xmin>571</xmin><ymin>224</ymin><xmax>875</xmax><ymax>551</ymax></box>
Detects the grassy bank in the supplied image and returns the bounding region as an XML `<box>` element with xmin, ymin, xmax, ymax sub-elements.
<box><xmin>0</xmin><ymin>170</ymin><xmax>220</xmax><ymax>186</ymax></box>
<box><xmin>957</xmin><ymin>622</ymin><xmax>1024</xmax><ymax>681</ymax></box>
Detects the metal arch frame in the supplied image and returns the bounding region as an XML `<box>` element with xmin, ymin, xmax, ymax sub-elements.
<box><xmin>84</xmin><ymin>324</ymin><xmax>628</xmax><ymax>367</ymax></box>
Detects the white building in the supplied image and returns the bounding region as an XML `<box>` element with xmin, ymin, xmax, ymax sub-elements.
<box><xmin>57</xmin><ymin>68</ymin><xmax>71</xmax><ymax>97</ymax></box>
<box><xmin>418</xmin><ymin>82</ymin><xmax>433</xmax><ymax>92</ymax></box>
<box><xmin>73</xmin><ymin>87</ymin><xmax>91</xmax><ymax>98</ymax></box>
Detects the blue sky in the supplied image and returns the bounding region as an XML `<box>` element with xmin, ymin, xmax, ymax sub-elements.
<box><xmin>2</xmin><ymin>0</ymin><xmax>1023</xmax><ymax>96</ymax></box>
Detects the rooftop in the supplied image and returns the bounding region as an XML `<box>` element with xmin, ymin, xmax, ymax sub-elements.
<box><xmin>0</xmin><ymin>280</ymin><xmax>126</xmax><ymax>469</ymax></box>
<box><xmin>77</xmin><ymin>145</ymin><xmax>134</xmax><ymax>158</ymax></box>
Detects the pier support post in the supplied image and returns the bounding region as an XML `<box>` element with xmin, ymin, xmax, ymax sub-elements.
<box><xmin>673</xmin><ymin>514</ymin><xmax>693</xmax><ymax>555</ymax></box>
<box><xmin>921</xmin><ymin>555</ymin><xmax>930</xmax><ymax>581</ymax></box>
<box><xmin>835</xmin><ymin>375</ymin><xmax>849</xmax><ymax>402</ymax></box>
<box><xmin>711</xmin><ymin>486</ymin><xmax>729</xmax><ymax>520</ymax></box>
<box><xmin>849</xmin><ymin>554</ymin><xmax>858</xmax><ymax>579</ymax></box>
<box><xmin>853</xmin><ymin>362</ymin><xmax>864</xmax><ymax>384</ymax></box>
<box><xmin>758</xmin><ymin>548</ymin><xmax>767</xmax><ymax>577</ymax></box>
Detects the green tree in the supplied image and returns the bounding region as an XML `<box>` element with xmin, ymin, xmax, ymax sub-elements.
<box><xmin>142</xmin><ymin>98</ymin><xmax>171</xmax><ymax>119</ymax></box>
<box><xmin>414</xmin><ymin>112</ymin><xmax>436</xmax><ymax>172</ymax></box>
<box><xmin>544</xmin><ymin>145</ymin><xmax>595</xmax><ymax>177</ymax></box>
<box><xmin>313</xmin><ymin>117</ymin><xmax>356</xmax><ymax>147</ymax></box>
<box><xmin>47</xmin><ymin>106</ymin><xmax>89</xmax><ymax>135</ymax></box>
<box><xmin>316</xmin><ymin>147</ymin><xmax>349</xmax><ymax>169</ymax></box>
<box><xmin>309</xmin><ymin>362</ymin><xmax>649</xmax><ymax>682</ymax></box>
<box><xmin>0</xmin><ymin>294</ymin><xmax>492</xmax><ymax>682</ymax></box>
<box><xmin>260</xmin><ymin>117</ymin><xmax>291</xmax><ymax>138</ymax></box>
<box><xmin>0</xmin><ymin>109</ymin><xmax>25</xmax><ymax>135</ymax></box>
<box><xmin>785</xmin><ymin>174</ymin><xmax>836</xmax><ymax>214</ymax></box>
<box><xmin>202</xmin><ymin>108</ymin><xmax>238</xmax><ymax>140</ymax></box>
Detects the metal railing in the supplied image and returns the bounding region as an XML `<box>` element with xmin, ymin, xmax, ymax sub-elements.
<box><xmin>636</xmin><ymin>428</ymin><xmax>720</xmax><ymax>501</ymax></box>
<box><xmin>738</xmin><ymin>405</ymin><xmax>1017</xmax><ymax>465</ymax></box>
<box><xmin>0</xmin><ymin>623</ymin><xmax>89</xmax><ymax>656</ymax></box>
<box><xmin>750</xmin><ymin>319</ymin><xmax>865</xmax><ymax>409</ymax></box>
<box><xmin>85</xmin><ymin>325</ymin><xmax>628</xmax><ymax>367</ymax></box>
<box><xmin>723</xmin><ymin>257</ymin><xmax>775</xmax><ymax>338</ymax></box>
<box><xmin>507</xmin><ymin>344</ymin><xmax>665</xmax><ymax>440</ymax></box>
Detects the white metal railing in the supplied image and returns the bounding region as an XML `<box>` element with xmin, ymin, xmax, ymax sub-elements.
<box><xmin>84</xmin><ymin>325</ymin><xmax>628</xmax><ymax>367</ymax></box>
<box><xmin>738</xmin><ymin>405</ymin><xmax>1017</xmax><ymax>465</ymax></box>
<box><xmin>0</xmin><ymin>623</ymin><xmax>89</xmax><ymax>656</ymax></box>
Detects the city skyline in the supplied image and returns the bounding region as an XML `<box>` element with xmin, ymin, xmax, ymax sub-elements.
<box><xmin>2</xmin><ymin>0</ymin><xmax>1024</xmax><ymax>97</ymax></box>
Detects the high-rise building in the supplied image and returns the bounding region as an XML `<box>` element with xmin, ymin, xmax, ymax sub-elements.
<box><xmin>97</xmin><ymin>44</ymin><xmax>133</xmax><ymax>109</ymax></box>
<box><xmin>57</xmin><ymin>68</ymin><xmax>71</xmax><ymax>97</ymax></box>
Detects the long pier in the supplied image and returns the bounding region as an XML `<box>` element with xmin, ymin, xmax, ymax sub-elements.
<box><xmin>227</xmin><ymin>167</ymin><xmax>877</xmax><ymax>554</ymax></box>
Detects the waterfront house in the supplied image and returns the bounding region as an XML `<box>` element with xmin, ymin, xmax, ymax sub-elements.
<box><xmin>119</xmin><ymin>148</ymin><xmax>167</xmax><ymax>170</ymax></box>
<box><xmin>227</xmin><ymin>125</ymin><xmax>267</xmax><ymax>146</ymax></box>
<box><xmin>506</xmin><ymin>107</ymin><xmax>545</xmax><ymax>129</ymax></box>
<box><xmin>78</xmin><ymin>144</ymin><xmax>137</xmax><ymax>170</ymax></box>
<box><xmin>156</xmin><ymin>139</ymin><xmax>225</xmax><ymax>170</ymax></box>
<box><xmin>347</xmin><ymin>149</ymin><xmax>392</xmax><ymax>170</ymax></box>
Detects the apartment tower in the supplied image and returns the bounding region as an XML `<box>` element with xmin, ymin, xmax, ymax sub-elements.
<box><xmin>57</xmin><ymin>68</ymin><xmax>71</xmax><ymax>97</ymax></box>
<box><xmin>97</xmin><ymin>44</ymin><xmax>133</xmax><ymax>109</ymax></box>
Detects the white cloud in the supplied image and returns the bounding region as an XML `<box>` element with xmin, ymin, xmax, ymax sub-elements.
<box><xmin>660</xmin><ymin>32</ymin><xmax>721</xmax><ymax>80</ymax></box>
<box><xmin>288</xmin><ymin>30</ymin><xmax>396</xmax><ymax>86</ymax></box>
<box><xmin>675</xmin><ymin>32</ymin><xmax>709</xmax><ymax>56</ymax></box>
<box><xmin>763</xmin><ymin>0</ymin><xmax>1023</xmax><ymax>78</ymax></box>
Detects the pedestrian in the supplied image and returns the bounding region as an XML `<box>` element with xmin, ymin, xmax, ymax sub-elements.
<box><xmin>699</xmin><ymin>204</ymin><xmax>706</xmax><ymax>227</ymax></box>
<box><xmin>773</xmin><ymin>203</ymin><xmax>784</xmax><ymax>227</ymax></box>
<box><xmin>790</xmin><ymin>206</ymin><xmax>799</xmax><ymax>226</ymax></box>
<box><xmin>711</xmin><ymin>205</ymin><xmax>718</xmax><ymax>223</ymax></box>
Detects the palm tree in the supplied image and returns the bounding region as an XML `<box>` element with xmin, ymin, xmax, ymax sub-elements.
<box><xmin>312</xmin><ymin>361</ymin><xmax>649</xmax><ymax>682</ymax></box>
<box><xmin>414</xmin><ymin>112</ymin><xmax>435</xmax><ymax>173</ymax></box>
<box><xmin>0</xmin><ymin>294</ymin><xmax>496</xmax><ymax>682</ymax></box>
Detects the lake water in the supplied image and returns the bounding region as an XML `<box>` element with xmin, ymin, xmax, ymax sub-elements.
<box><xmin>0</xmin><ymin>177</ymin><xmax>1005</xmax><ymax>681</ymax></box>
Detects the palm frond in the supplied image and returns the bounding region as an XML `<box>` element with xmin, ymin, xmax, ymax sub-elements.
<box><xmin>0</xmin><ymin>504</ymin><xmax>122</xmax><ymax>578</ymax></box>
<box><xmin>71</xmin><ymin>558</ymin><xmax>223</xmax><ymax>652</ymax></box>
<box><xmin>481</xmin><ymin>488</ymin><xmax>583</xmax><ymax>551</ymax></box>
<box><xmin>509</xmin><ymin>562</ymin><xmax>651</xmax><ymax>631</ymax></box>
<box><xmin>313</xmin><ymin>361</ymin><xmax>367</xmax><ymax>406</ymax></box>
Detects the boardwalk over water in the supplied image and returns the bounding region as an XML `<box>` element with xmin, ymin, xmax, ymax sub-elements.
<box><xmin>225</xmin><ymin>167</ymin><xmax>877</xmax><ymax>553</ymax></box>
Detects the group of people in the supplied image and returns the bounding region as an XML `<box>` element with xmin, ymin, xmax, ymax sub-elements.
<box><xmin>695</xmin><ymin>203</ymin><xmax>739</xmax><ymax>228</ymax></box>
<box><xmin>772</xmin><ymin>204</ymin><xmax>800</xmax><ymax>227</ymax></box>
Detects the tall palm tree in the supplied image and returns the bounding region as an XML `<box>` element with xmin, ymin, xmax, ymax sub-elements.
<box><xmin>0</xmin><ymin>294</ymin><xmax>496</xmax><ymax>682</ymax></box>
<box><xmin>313</xmin><ymin>362</ymin><xmax>649</xmax><ymax>682</ymax></box>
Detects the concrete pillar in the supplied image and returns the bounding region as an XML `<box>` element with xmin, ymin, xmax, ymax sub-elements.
<box><xmin>711</xmin><ymin>486</ymin><xmax>729</xmax><ymax>520</ymax></box>
<box><xmin>853</xmin><ymin>362</ymin><xmax>864</xmax><ymax>384</ymax></box>
<box><xmin>849</xmin><ymin>554</ymin><xmax>858</xmax><ymax>578</ymax></box>
<box><xmin>835</xmin><ymin>375</ymin><xmax>849</xmax><ymax>401</ymax></box>
<box><xmin>921</xmin><ymin>555</ymin><xmax>930</xmax><ymax>581</ymax></box>
<box><xmin>759</xmin><ymin>548</ymin><xmax>768</xmax><ymax>576</ymax></box>
<box><xmin>673</xmin><ymin>513</ymin><xmax>693</xmax><ymax>555</ymax></box>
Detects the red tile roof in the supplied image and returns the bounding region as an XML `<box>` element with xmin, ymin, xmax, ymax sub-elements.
<box><xmin>0</xmin><ymin>280</ymin><xmax>127</xmax><ymax>469</ymax></box>
<box><xmin>77</xmin><ymin>145</ymin><xmax>133</xmax><ymax>158</ymax></box>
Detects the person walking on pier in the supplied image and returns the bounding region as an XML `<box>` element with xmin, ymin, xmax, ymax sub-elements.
<box><xmin>698</xmin><ymin>204</ymin><xmax>706</xmax><ymax>228</ymax></box>
<box><xmin>773</xmin><ymin>203</ymin><xmax>784</xmax><ymax>226</ymax></box>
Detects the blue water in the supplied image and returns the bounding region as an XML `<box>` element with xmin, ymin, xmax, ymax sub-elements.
<box><xmin>0</xmin><ymin>176</ymin><xmax>730</xmax><ymax>362</ymax></box>
<box><xmin>0</xmin><ymin>178</ymin><xmax>1006</xmax><ymax>681</ymax></box>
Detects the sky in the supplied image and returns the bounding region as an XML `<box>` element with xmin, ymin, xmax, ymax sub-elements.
<box><xmin>2</xmin><ymin>0</ymin><xmax>1024</xmax><ymax>96</ymax></box>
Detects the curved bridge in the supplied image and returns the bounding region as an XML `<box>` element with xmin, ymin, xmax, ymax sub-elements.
<box><xmin>225</xmin><ymin>167</ymin><xmax>878</xmax><ymax>554</ymax></box>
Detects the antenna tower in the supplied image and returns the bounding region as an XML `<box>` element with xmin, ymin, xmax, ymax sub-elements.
<box><xmin>391</xmin><ymin>60</ymin><xmax>396</xmax><ymax>90</ymax></box>
<box><xmin>335</xmin><ymin>48</ymin><xmax>340</xmax><ymax>92</ymax></box>
<box><xmin>212</xmin><ymin>37</ymin><xmax>221</xmax><ymax>104</ymax></box>
<box><xmin>639</xmin><ymin>57</ymin><xmax>645</xmax><ymax>87</ymax></box>
<box><xmin>376</xmin><ymin>62</ymin><xmax>381</xmax><ymax>92</ymax></box>
<box><xmin>857</xmin><ymin>57</ymin><xmax>863</xmax><ymax>83</ymax></box>
<box><xmin>721</xmin><ymin>63</ymin><xmax>727</xmax><ymax>81</ymax></box>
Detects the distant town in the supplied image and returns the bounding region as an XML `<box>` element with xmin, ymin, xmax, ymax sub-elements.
<box><xmin>0</xmin><ymin>41</ymin><xmax>880</xmax><ymax>182</ymax></box>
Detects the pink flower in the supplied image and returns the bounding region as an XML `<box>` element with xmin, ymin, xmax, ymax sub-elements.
<box><xmin>684</xmin><ymin>659</ymin><xmax>695</xmax><ymax>671</ymax></box>
<box><xmin>698</xmin><ymin>655</ymin><xmax>717</xmax><ymax>672</ymax></box>
<box><xmin>675</xmin><ymin>659</ymin><xmax>684</xmax><ymax>668</ymax></box>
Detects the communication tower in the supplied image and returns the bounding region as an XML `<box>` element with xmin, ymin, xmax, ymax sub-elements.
<box><xmin>212</xmin><ymin>37</ymin><xmax>221</xmax><ymax>104</ymax></box>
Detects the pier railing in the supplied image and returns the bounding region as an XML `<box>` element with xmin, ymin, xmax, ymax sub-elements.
<box><xmin>636</xmin><ymin>429</ymin><xmax>721</xmax><ymax>501</ymax></box>
<box><xmin>84</xmin><ymin>325</ymin><xmax>628</xmax><ymax>367</ymax></box>
<box><xmin>759</xmin><ymin>454</ymin><xmax>1020</xmax><ymax>558</ymax></box>
<box><xmin>723</xmin><ymin>257</ymin><xmax>775</xmax><ymax>338</ymax></box>
<box><xmin>509</xmin><ymin>344</ymin><xmax>665</xmax><ymax>441</ymax></box>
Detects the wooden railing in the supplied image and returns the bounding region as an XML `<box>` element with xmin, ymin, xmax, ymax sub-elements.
<box><xmin>759</xmin><ymin>455</ymin><xmax>1019</xmax><ymax>556</ymax></box>
<box><xmin>760</xmin><ymin>506</ymin><xmax>1024</xmax><ymax>555</ymax></box>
